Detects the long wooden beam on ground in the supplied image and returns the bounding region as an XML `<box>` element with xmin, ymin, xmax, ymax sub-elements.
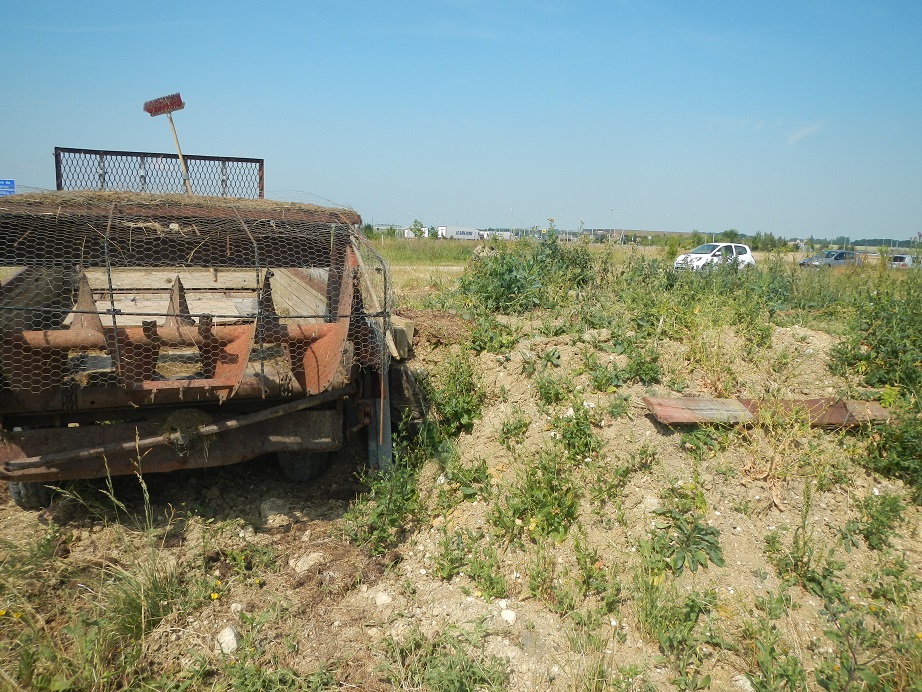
<box><xmin>643</xmin><ymin>396</ymin><xmax>890</xmax><ymax>427</ymax></box>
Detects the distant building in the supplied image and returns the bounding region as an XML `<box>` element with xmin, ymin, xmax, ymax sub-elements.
<box><xmin>480</xmin><ymin>230</ymin><xmax>513</xmax><ymax>240</ymax></box>
<box><xmin>437</xmin><ymin>226</ymin><xmax>480</xmax><ymax>240</ymax></box>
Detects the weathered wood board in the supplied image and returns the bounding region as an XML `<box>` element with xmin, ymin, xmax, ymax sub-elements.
<box><xmin>643</xmin><ymin>396</ymin><xmax>890</xmax><ymax>427</ymax></box>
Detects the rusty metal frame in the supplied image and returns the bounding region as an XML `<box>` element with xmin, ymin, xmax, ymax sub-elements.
<box><xmin>1</xmin><ymin>387</ymin><xmax>351</xmax><ymax>483</ymax></box>
<box><xmin>0</xmin><ymin>192</ymin><xmax>395</xmax><ymax>484</ymax></box>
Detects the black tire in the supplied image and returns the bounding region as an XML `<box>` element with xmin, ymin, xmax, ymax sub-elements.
<box><xmin>277</xmin><ymin>451</ymin><xmax>331</xmax><ymax>483</ymax></box>
<box><xmin>8</xmin><ymin>481</ymin><xmax>55</xmax><ymax>510</ymax></box>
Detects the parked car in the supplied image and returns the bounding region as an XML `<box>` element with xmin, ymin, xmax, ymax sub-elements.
<box><xmin>673</xmin><ymin>243</ymin><xmax>756</xmax><ymax>271</ymax></box>
<box><xmin>889</xmin><ymin>254</ymin><xmax>915</xmax><ymax>269</ymax></box>
<box><xmin>799</xmin><ymin>250</ymin><xmax>861</xmax><ymax>268</ymax></box>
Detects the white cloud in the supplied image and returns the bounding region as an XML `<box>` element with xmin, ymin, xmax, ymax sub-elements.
<box><xmin>787</xmin><ymin>123</ymin><xmax>825</xmax><ymax>145</ymax></box>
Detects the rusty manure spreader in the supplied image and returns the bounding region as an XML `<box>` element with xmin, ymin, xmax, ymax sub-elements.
<box><xmin>0</xmin><ymin>191</ymin><xmax>409</xmax><ymax>509</ymax></box>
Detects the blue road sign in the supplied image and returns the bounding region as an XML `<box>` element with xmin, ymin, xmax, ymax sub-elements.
<box><xmin>0</xmin><ymin>180</ymin><xmax>14</xmax><ymax>196</ymax></box>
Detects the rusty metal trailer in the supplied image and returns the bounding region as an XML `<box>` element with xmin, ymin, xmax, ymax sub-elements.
<box><xmin>0</xmin><ymin>191</ymin><xmax>398</xmax><ymax>508</ymax></box>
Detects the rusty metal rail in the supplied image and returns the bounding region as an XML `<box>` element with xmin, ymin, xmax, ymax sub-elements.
<box><xmin>4</xmin><ymin>385</ymin><xmax>353</xmax><ymax>473</ymax></box>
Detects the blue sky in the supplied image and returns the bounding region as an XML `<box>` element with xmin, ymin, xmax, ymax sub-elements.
<box><xmin>2</xmin><ymin>1</ymin><xmax>920</xmax><ymax>239</ymax></box>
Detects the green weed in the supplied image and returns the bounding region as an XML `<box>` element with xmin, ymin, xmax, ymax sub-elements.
<box><xmin>644</xmin><ymin>508</ymin><xmax>725</xmax><ymax>576</ymax></box>
<box><xmin>856</xmin><ymin>491</ymin><xmax>906</xmax><ymax>550</ymax></box>
<box><xmin>551</xmin><ymin>400</ymin><xmax>604</xmax><ymax>464</ymax></box>
<box><xmin>490</xmin><ymin>448</ymin><xmax>579</xmax><ymax>543</ymax></box>
<box><xmin>343</xmin><ymin>457</ymin><xmax>421</xmax><ymax>556</ymax></box>
<box><xmin>0</xmin><ymin>510</ymin><xmax>205</xmax><ymax>691</ymax></box>
<box><xmin>755</xmin><ymin>586</ymin><xmax>795</xmax><ymax>620</ymax></box>
<box><xmin>424</xmin><ymin>351</ymin><xmax>486</xmax><ymax>436</ymax></box>
<box><xmin>533</xmin><ymin>371</ymin><xmax>571</xmax><ymax>406</ymax></box>
<box><xmin>379</xmin><ymin>621</ymin><xmax>509</xmax><ymax>691</ymax></box>
<box><xmin>814</xmin><ymin>600</ymin><xmax>922</xmax><ymax>691</ymax></box>
<box><xmin>764</xmin><ymin>485</ymin><xmax>844</xmax><ymax>602</ymax></box>
<box><xmin>742</xmin><ymin>620</ymin><xmax>808</xmax><ymax>691</ymax></box>
<box><xmin>497</xmin><ymin>407</ymin><xmax>530</xmax><ymax>450</ymax></box>
<box><xmin>863</xmin><ymin>414</ymin><xmax>922</xmax><ymax>503</ymax></box>
<box><xmin>434</xmin><ymin>528</ymin><xmax>507</xmax><ymax>599</ymax></box>
<box><xmin>862</xmin><ymin>555</ymin><xmax>922</xmax><ymax>608</ymax></box>
<box><xmin>468</xmin><ymin>312</ymin><xmax>519</xmax><ymax>354</ymax></box>
<box><xmin>631</xmin><ymin>555</ymin><xmax>717</xmax><ymax>692</ymax></box>
<box><xmin>434</xmin><ymin>454</ymin><xmax>491</xmax><ymax>514</ymax></box>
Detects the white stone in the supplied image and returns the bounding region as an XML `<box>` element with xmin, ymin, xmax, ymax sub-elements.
<box><xmin>260</xmin><ymin>498</ymin><xmax>289</xmax><ymax>520</ymax></box>
<box><xmin>375</xmin><ymin>592</ymin><xmax>393</xmax><ymax>606</ymax></box>
<box><xmin>290</xmin><ymin>552</ymin><xmax>326</xmax><ymax>574</ymax></box>
<box><xmin>500</xmin><ymin>609</ymin><xmax>517</xmax><ymax>625</ymax></box>
<box><xmin>732</xmin><ymin>674</ymin><xmax>755</xmax><ymax>691</ymax></box>
<box><xmin>230</xmin><ymin>603</ymin><xmax>244</xmax><ymax>616</ymax></box>
<box><xmin>215</xmin><ymin>626</ymin><xmax>239</xmax><ymax>654</ymax></box>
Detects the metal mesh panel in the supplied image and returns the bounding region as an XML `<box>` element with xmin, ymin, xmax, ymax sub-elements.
<box><xmin>0</xmin><ymin>191</ymin><xmax>389</xmax><ymax>420</ymax></box>
<box><xmin>54</xmin><ymin>147</ymin><xmax>264</xmax><ymax>198</ymax></box>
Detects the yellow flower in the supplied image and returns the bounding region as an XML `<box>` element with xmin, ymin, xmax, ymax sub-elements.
<box><xmin>214</xmin><ymin>580</ymin><xmax>222</xmax><ymax>587</ymax></box>
<box><xmin>915</xmin><ymin>632</ymin><xmax>922</xmax><ymax>641</ymax></box>
<box><xmin>210</xmin><ymin>592</ymin><xmax>219</xmax><ymax>601</ymax></box>
<box><xmin>12</xmin><ymin>612</ymin><xmax>21</xmax><ymax>619</ymax></box>
<box><xmin>0</xmin><ymin>610</ymin><xmax>6</xmax><ymax>617</ymax></box>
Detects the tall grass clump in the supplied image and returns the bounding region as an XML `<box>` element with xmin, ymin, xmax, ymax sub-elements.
<box><xmin>374</xmin><ymin>237</ymin><xmax>475</xmax><ymax>265</ymax></box>
<box><xmin>346</xmin><ymin>351</ymin><xmax>487</xmax><ymax>554</ymax></box>
<box><xmin>830</xmin><ymin>271</ymin><xmax>922</xmax><ymax>395</ymax></box>
<box><xmin>0</xmin><ymin>486</ymin><xmax>205</xmax><ymax>691</ymax></box>
<box><xmin>830</xmin><ymin>271</ymin><xmax>922</xmax><ymax>501</ymax></box>
<box><xmin>456</xmin><ymin>231</ymin><xmax>594</xmax><ymax>314</ymax></box>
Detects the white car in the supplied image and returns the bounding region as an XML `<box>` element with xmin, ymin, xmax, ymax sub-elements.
<box><xmin>889</xmin><ymin>254</ymin><xmax>915</xmax><ymax>269</ymax></box>
<box><xmin>673</xmin><ymin>243</ymin><xmax>756</xmax><ymax>271</ymax></box>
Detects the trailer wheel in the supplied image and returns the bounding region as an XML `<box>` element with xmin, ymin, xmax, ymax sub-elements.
<box><xmin>8</xmin><ymin>481</ymin><xmax>56</xmax><ymax>510</ymax></box>
<box><xmin>277</xmin><ymin>452</ymin><xmax>331</xmax><ymax>483</ymax></box>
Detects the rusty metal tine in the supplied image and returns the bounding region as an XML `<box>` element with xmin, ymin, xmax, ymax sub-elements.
<box><xmin>255</xmin><ymin>269</ymin><xmax>281</xmax><ymax>340</ymax></box>
<box><xmin>164</xmin><ymin>275</ymin><xmax>195</xmax><ymax>330</ymax></box>
<box><xmin>69</xmin><ymin>273</ymin><xmax>104</xmax><ymax>333</ymax></box>
<box><xmin>198</xmin><ymin>315</ymin><xmax>219</xmax><ymax>379</ymax></box>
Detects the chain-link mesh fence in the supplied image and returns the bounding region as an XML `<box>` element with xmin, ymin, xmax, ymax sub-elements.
<box><xmin>54</xmin><ymin>147</ymin><xmax>265</xmax><ymax>198</ymax></box>
<box><xmin>0</xmin><ymin>191</ymin><xmax>390</xmax><ymax>425</ymax></box>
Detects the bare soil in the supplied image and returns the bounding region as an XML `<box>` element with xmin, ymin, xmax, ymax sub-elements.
<box><xmin>1</xmin><ymin>309</ymin><xmax>920</xmax><ymax>690</ymax></box>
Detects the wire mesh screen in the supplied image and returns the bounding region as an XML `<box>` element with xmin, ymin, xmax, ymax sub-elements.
<box><xmin>0</xmin><ymin>191</ymin><xmax>389</xmax><ymax>416</ymax></box>
<box><xmin>54</xmin><ymin>147</ymin><xmax>265</xmax><ymax>198</ymax></box>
